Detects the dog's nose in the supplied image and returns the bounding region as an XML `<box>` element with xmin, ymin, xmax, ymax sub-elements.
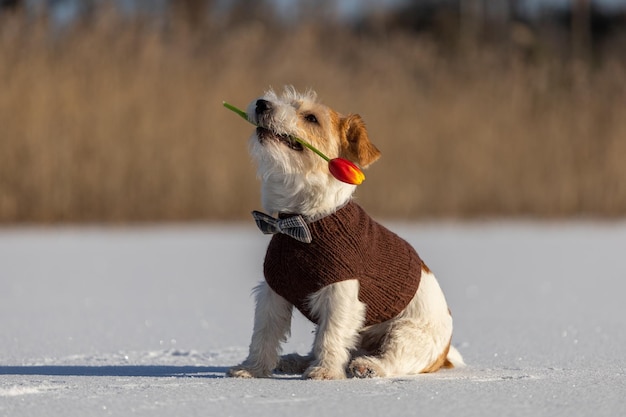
<box><xmin>255</xmin><ymin>99</ymin><xmax>272</xmax><ymax>115</ymax></box>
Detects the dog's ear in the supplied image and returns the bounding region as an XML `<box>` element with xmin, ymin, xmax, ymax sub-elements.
<box><xmin>340</xmin><ymin>114</ymin><xmax>381</xmax><ymax>168</ymax></box>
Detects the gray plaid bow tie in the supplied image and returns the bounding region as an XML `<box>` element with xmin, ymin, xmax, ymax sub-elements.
<box><xmin>251</xmin><ymin>211</ymin><xmax>312</xmax><ymax>243</ymax></box>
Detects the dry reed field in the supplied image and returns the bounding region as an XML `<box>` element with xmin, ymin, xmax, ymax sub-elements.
<box><xmin>1</xmin><ymin>11</ymin><xmax>625</xmax><ymax>222</ymax></box>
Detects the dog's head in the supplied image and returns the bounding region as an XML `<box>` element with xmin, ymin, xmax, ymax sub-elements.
<box><xmin>247</xmin><ymin>86</ymin><xmax>381</xmax><ymax>218</ymax></box>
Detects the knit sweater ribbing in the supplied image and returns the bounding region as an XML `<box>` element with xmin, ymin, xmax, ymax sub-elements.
<box><xmin>263</xmin><ymin>201</ymin><xmax>422</xmax><ymax>326</ymax></box>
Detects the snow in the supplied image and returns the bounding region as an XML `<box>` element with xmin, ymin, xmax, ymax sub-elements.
<box><xmin>1</xmin><ymin>221</ymin><xmax>625</xmax><ymax>416</ymax></box>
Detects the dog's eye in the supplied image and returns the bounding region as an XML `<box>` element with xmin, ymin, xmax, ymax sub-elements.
<box><xmin>304</xmin><ymin>114</ymin><xmax>318</xmax><ymax>124</ymax></box>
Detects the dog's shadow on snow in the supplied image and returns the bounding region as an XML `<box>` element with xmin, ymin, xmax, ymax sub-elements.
<box><xmin>0</xmin><ymin>365</ymin><xmax>231</xmax><ymax>379</ymax></box>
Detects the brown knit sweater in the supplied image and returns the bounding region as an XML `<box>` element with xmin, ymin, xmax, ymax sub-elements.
<box><xmin>263</xmin><ymin>201</ymin><xmax>422</xmax><ymax>326</ymax></box>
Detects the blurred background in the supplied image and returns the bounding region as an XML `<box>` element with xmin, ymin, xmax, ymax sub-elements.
<box><xmin>0</xmin><ymin>0</ymin><xmax>625</xmax><ymax>223</ymax></box>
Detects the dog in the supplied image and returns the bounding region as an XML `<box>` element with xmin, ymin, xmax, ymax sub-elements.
<box><xmin>228</xmin><ymin>86</ymin><xmax>463</xmax><ymax>379</ymax></box>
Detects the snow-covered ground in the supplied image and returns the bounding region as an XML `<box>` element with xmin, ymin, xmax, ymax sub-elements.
<box><xmin>1</xmin><ymin>221</ymin><xmax>625</xmax><ymax>416</ymax></box>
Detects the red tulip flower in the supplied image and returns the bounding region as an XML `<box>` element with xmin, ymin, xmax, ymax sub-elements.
<box><xmin>224</xmin><ymin>101</ymin><xmax>366</xmax><ymax>185</ymax></box>
<box><xmin>328</xmin><ymin>158</ymin><xmax>365</xmax><ymax>185</ymax></box>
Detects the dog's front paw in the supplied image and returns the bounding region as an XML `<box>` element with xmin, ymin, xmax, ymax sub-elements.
<box><xmin>348</xmin><ymin>357</ymin><xmax>386</xmax><ymax>379</ymax></box>
<box><xmin>227</xmin><ymin>365</ymin><xmax>271</xmax><ymax>379</ymax></box>
<box><xmin>304</xmin><ymin>365</ymin><xmax>346</xmax><ymax>380</ymax></box>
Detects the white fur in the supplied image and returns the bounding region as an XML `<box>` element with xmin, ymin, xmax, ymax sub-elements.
<box><xmin>228</xmin><ymin>87</ymin><xmax>463</xmax><ymax>380</ymax></box>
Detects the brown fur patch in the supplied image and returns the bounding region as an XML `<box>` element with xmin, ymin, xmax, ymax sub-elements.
<box><xmin>339</xmin><ymin>114</ymin><xmax>381</xmax><ymax>167</ymax></box>
<box><xmin>442</xmin><ymin>357</ymin><xmax>455</xmax><ymax>369</ymax></box>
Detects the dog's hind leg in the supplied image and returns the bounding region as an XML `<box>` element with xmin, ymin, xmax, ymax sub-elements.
<box><xmin>228</xmin><ymin>282</ymin><xmax>293</xmax><ymax>378</ymax></box>
<box><xmin>349</xmin><ymin>318</ymin><xmax>452</xmax><ymax>378</ymax></box>
<box><xmin>349</xmin><ymin>271</ymin><xmax>457</xmax><ymax>378</ymax></box>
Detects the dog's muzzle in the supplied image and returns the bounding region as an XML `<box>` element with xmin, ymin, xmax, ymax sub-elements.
<box><xmin>254</xmin><ymin>99</ymin><xmax>304</xmax><ymax>151</ymax></box>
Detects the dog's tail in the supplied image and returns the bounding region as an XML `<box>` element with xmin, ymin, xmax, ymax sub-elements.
<box><xmin>443</xmin><ymin>345</ymin><xmax>466</xmax><ymax>368</ymax></box>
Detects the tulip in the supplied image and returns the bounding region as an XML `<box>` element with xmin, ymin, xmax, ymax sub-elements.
<box><xmin>328</xmin><ymin>158</ymin><xmax>365</xmax><ymax>185</ymax></box>
<box><xmin>223</xmin><ymin>101</ymin><xmax>366</xmax><ymax>185</ymax></box>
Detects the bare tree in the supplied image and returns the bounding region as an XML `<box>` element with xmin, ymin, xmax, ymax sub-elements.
<box><xmin>571</xmin><ymin>0</ymin><xmax>592</xmax><ymax>61</ymax></box>
<box><xmin>170</xmin><ymin>0</ymin><xmax>213</xmax><ymax>30</ymax></box>
<box><xmin>460</xmin><ymin>0</ymin><xmax>484</xmax><ymax>49</ymax></box>
<box><xmin>0</xmin><ymin>0</ymin><xmax>23</xmax><ymax>12</ymax></box>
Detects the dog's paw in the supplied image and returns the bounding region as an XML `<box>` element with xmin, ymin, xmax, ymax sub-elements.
<box><xmin>303</xmin><ymin>365</ymin><xmax>346</xmax><ymax>380</ymax></box>
<box><xmin>227</xmin><ymin>365</ymin><xmax>271</xmax><ymax>379</ymax></box>
<box><xmin>348</xmin><ymin>357</ymin><xmax>386</xmax><ymax>379</ymax></box>
<box><xmin>276</xmin><ymin>353</ymin><xmax>313</xmax><ymax>375</ymax></box>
